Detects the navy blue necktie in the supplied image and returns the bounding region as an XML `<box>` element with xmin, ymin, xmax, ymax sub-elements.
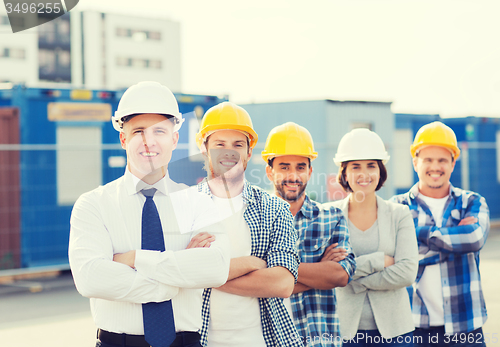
<box><xmin>141</xmin><ymin>188</ymin><xmax>176</xmax><ymax>347</ymax></box>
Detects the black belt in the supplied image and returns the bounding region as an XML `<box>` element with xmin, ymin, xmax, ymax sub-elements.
<box><xmin>97</xmin><ymin>329</ymin><xmax>201</xmax><ymax>347</ymax></box>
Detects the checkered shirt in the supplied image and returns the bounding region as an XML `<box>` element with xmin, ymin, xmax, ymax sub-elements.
<box><xmin>290</xmin><ymin>196</ymin><xmax>356</xmax><ymax>347</ymax></box>
<box><xmin>391</xmin><ymin>183</ymin><xmax>489</xmax><ymax>334</ymax></box>
<box><xmin>198</xmin><ymin>179</ymin><xmax>302</xmax><ymax>347</ymax></box>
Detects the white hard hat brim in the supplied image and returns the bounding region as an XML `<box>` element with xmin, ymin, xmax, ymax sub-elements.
<box><xmin>333</xmin><ymin>155</ymin><xmax>390</xmax><ymax>166</ymax></box>
<box><xmin>112</xmin><ymin>112</ymin><xmax>185</xmax><ymax>132</ymax></box>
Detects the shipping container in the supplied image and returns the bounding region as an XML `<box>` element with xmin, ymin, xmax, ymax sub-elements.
<box><xmin>0</xmin><ymin>84</ymin><xmax>227</xmax><ymax>272</ymax></box>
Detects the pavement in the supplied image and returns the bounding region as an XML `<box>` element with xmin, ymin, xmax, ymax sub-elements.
<box><xmin>1</xmin><ymin>230</ymin><xmax>500</xmax><ymax>346</ymax></box>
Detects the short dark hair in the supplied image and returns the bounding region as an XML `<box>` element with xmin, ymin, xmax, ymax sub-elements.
<box><xmin>337</xmin><ymin>160</ymin><xmax>387</xmax><ymax>192</ymax></box>
<box><xmin>267</xmin><ymin>157</ymin><xmax>311</xmax><ymax>168</ymax></box>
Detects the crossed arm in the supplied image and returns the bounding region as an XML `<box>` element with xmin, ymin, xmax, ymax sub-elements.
<box><xmin>292</xmin><ymin>212</ymin><xmax>357</xmax><ymax>294</ymax></box>
<box><xmin>215</xmin><ymin>256</ymin><xmax>295</xmax><ymax>298</ymax></box>
<box><xmin>113</xmin><ymin>232</ymin><xmax>216</xmax><ymax>268</ymax></box>
<box><xmin>412</xmin><ymin>195</ymin><xmax>489</xmax><ymax>271</ymax></box>
<box><xmin>417</xmin><ymin>198</ymin><xmax>489</xmax><ymax>254</ymax></box>
<box><xmin>292</xmin><ymin>243</ymin><xmax>351</xmax><ymax>294</ymax></box>
<box><xmin>114</xmin><ymin>231</ymin><xmax>229</xmax><ymax>289</ymax></box>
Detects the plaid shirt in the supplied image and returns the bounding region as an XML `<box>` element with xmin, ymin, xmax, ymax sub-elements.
<box><xmin>198</xmin><ymin>179</ymin><xmax>302</xmax><ymax>347</ymax></box>
<box><xmin>290</xmin><ymin>196</ymin><xmax>356</xmax><ymax>347</ymax></box>
<box><xmin>391</xmin><ymin>183</ymin><xmax>489</xmax><ymax>334</ymax></box>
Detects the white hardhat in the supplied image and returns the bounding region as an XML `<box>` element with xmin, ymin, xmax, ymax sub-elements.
<box><xmin>112</xmin><ymin>81</ymin><xmax>184</xmax><ymax>132</ymax></box>
<box><xmin>333</xmin><ymin>128</ymin><xmax>390</xmax><ymax>166</ymax></box>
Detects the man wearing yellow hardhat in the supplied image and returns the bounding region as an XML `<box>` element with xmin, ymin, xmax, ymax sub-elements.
<box><xmin>392</xmin><ymin>121</ymin><xmax>489</xmax><ymax>346</ymax></box>
<box><xmin>195</xmin><ymin>102</ymin><xmax>301</xmax><ymax>347</ymax></box>
<box><xmin>262</xmin><ymin>122</ymin><xmax>356</xmax><ymax>347</ymax></box>
<box><xmin>69</xmin><ymin>81</ymin><xmax>230</xmax><ymax>347</ymax></box>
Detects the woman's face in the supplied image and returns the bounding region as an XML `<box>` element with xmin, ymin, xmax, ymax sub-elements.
<box><xmin>344</xmin><ymin>160</ymin><xmax>380</xmax><ymax>196</ymax></box>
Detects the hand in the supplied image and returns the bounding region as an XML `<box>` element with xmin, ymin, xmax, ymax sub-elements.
<box><xmin>384</xmin><ymin>255</ymin><xmax>394</xmax><ymax>267</ymax></box>
<box><xmin>249</xmin><ymin>256</ymin><xmax>267</xmax><ymax>271</ymax></box>
<box><xmin>320</xmin><ymin>243</ymin><xmax>347</xmax><ymax>263</ymax></box>
<box><xmin>113</xmin><ymin>250</ymin><xmax>136</xmax><ymax>269</ymax></box>
<box><xmin>293</xmin><ymin>282</ymin><xmax>312</xmax><ymax>294</ymax></box>
<box><xmin>186</xmin><ymin>232</ymin><xmax>216</xmax><ymax>249</ymax></box>
<box><xmin>458</xmin><ymin>216</ymin><xmax>478</xmax><ymax>226</ymax></box>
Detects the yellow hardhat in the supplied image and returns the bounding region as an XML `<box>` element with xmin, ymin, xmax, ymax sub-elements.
<box><xmin>410</xmin><ymin>121</ymin><xmax>460</xmax><ymax>159</ymax></box>
<box><xmin>195</xmin><ymin>102</ymin><xmax>258</xmax><ymax>149</ymax></box>
<box><xmin>261</xmin><ymin>122</ymin><xmax>318</xmax><ymax>163</ymax></box>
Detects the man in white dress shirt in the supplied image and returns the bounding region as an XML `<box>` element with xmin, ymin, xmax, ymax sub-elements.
<box><xmin>69</xmin><ymin>81</ymin><xmax>230</xmax><ymax>347</ymax></box>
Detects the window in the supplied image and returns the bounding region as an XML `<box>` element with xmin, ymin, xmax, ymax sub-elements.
<box><xmin>58</xmin><ymin>50</ymin><xmax>70</xmax><ymax>67</ymax></box>
<box><xmin>115</xmin><ymin>27</ymin><xmax>128</xmax><ymax>37</ymax></box>
<box><xmin>0</xmin><ymin>15</ymin><xmax>9</xmax><ymax>26</ymax></box>
<box><xmin>132</xmin><ymin>31</ymin><xmax>147</xmax><ymax>42</ymax></box>
<box><xmin>0</xmin><ymin>47</ymin><xmax>26</xmax><ymax>59</ymax></box>
<box><xmin>147</xmin><ymin>31</ymin><xmax>161</xmax><ymax>40</ymax></box>
<box><xmin>115</xmin><ymin>27</ymin><xmax>162</xmax><ymax>41</ymax></box>
<box><xmin>57</xmin><ymin>18</ymin><xmax>70</xmax><ymax>44</ymax></box>
<box><xmin>132</xmin><ymin>58</ymin><xmax>146</xmax><ymax>68</ymax></box>
<box><xmin>58</xmin><ymin>19</ymin><xmax>70</xmax><ymax>35</ymax></box>
<box><xmin>38</xmin><ymin>20</ymin><xmax>56</xmax><ymax>43</ymax></box>
<box><xmin>116</xmin><ymin>57</ymin><xmax>162</xmax><ymax>69</ymax></box>
<box><xmin>10</xmin><ymin>48</ymin><xmax>25</xmax><ymax>59</ymax></box>
<box><xmin>39</xmin><ymin>49</ymin><xmax>56</xmax><ymax>74</ymax></box>
<box><xmin>116</xmin><ymin>56</ymin><xmax>128</xmax><ymax>66</ymax></box>
<box><xmin>149</xmin><ymin>60</ymin><xmax>162</xmax><ymax>69</ymax></box>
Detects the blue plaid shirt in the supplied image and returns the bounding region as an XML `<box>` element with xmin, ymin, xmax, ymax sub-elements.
<box><xmin>290</xmin><ymin>196</ymin><xmax>356</xmax><ymax>347</ymax></box>
<box><xmin>391</xmin><ymin>183</ymin><xmax>489</xmax><ymax>334</ymax></box>
<box><xmin>198</xmin><ymin>179</ymin><xmax>302</xmax><ymax>347</ymax></box>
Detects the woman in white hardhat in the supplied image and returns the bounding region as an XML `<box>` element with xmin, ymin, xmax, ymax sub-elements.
<box><xmin>329</xmin><ymin>128</ymin><xmax>418</xmax><ymax>347</ymax></box>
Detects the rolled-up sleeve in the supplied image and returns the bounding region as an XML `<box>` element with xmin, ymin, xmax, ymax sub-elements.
<box><xmin>418</xmin><ymin>195</ymin><xmax>489</xmax><ymax>254</ymax></box>
<box><xmin>266</xmin><ymin>203</ymin><xmax>300</xmax><ymax>282</ymax></box>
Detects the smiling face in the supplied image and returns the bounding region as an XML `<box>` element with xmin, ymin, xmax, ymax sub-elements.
<box><xmin>205</xmin><ymin>130</ymin><xmax>252</xmax><ymax>181</ymax></box>
<box><xmin>344</xmin><ymin>160</ymin><xmax>380</xmax><ymax>197</ymax></box>
<box><xmin>266</xmin><ymin>155</ymin><xmax>312</xmax><ymax>203</ymax></box>
<box><xmin>120</xmin><ymin>113</ymin><xmax>178</xmax><ymax>184</ymax></box>
<box><xmin>413</xmin><ymin>145</ymin><xmax>455</xmax><ymax>198</ymax></box>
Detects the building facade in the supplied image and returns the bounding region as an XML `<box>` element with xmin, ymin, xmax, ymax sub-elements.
<box><xmin>0</xmin><ymin>11</ymin><xmax>181</xmax><ymax>91</ymax></box>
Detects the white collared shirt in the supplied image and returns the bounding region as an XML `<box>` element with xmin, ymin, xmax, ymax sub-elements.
<box><xmin>69</xmin><ymin>169</ymin><xmax>230</xmax><ymax>334</ymax></box>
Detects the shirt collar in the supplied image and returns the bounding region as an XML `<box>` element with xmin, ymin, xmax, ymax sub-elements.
<box><xmin>409</xmin><ymin>182</ymin><xmax>456</xmax><ymax>200</ymax></box>
<box><xmin>124</xmin><ymin>168</ymin><xmax>171</xmax><ymax>196</ymax></box>
<box><xmin>297</xmin><ymin>195</ymin><xmax>316</xmax><ymax>220</ymax></box>
<box><xmin>198</xmin><ymin>178</ymin><xmax>255</xmax><ymax>205</ymax></box>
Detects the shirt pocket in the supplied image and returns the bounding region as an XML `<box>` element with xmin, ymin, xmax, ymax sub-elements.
<box><xmin>301</xmin><ymin>238</ymin><xmax>330</xmax><ymax>259</ymax></box>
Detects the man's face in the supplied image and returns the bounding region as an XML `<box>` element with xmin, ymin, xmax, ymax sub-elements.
<box><xmin>413</xmin><ymin>146</ymin><xmax>455</xmax><ymax>195</ymax></box>
<box><xmin>266</xmin><ymin>155</ymin><xmax>312</xmax><ymax>203</ymax></box>
<box><xmin>205</xmin><ymin>130</ymin><xmax>252</xmax><ymax>180</ymax></box>
<box><xmin>120</xmin><ymin>113</ymin><xmax>178</xmax><ymax>182</ymax></box>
